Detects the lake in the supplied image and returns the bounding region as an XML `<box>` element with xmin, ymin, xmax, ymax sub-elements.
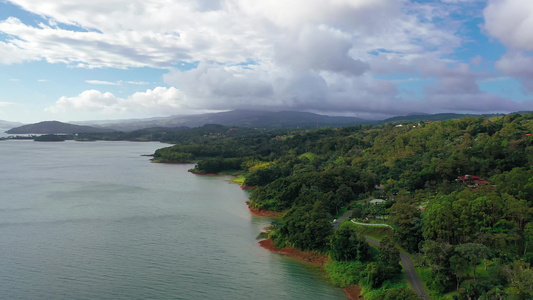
<box><xmin>0</xmin><ymin>140</ymin><xmax>346</xmax><ymax>299</ymax></box>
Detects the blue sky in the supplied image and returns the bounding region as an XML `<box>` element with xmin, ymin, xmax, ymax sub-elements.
<box><xmin>0</xmin><ymin>0</ymin><xmax>532</xmax><ymax>123</ymax></box>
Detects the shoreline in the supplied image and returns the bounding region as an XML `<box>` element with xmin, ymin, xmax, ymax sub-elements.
<box><xmin>152</xmin><ymin>160</ymin><xmax>193</xmax><ymax>165</ymax></box>
<box><xmin>259</xmin><ymin>239</ymin><xmax>361</xmax><ymax>300</ymax></box>
<box><xmin>247</xmin><ymin>204</ymin><xmax>281</xmax><ymax>218</ymax></box>
<box><xmin>189</xmin><ymin>170</ymin><xmax>218</xmax><ymax>175</ymax></box>
<box><xmin>187</xmin><ymin>166</ymin><xmax>361</xmax><ymax>299</ymax></box>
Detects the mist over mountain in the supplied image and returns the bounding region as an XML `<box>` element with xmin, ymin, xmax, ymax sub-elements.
<box><xmin>0</xmin><ymin>120</ymin><xmax>24</xmax><ymax>128</ymax></box>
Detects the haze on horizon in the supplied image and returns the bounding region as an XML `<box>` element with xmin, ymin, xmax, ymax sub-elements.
<box><xmin>1</xmin><ymin>0</ymin><xmax>532</xmax><ymax>124</ymax></box>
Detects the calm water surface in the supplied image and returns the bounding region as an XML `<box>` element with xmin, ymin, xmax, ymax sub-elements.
<box><xmin>0</xmin><ymin>140</ymin><xmax>346</xmax><ymax>299</ymax></box>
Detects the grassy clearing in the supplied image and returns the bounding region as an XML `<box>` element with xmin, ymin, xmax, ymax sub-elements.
<box><xmin>324</xmin><ymin>260</ymin><xmax>366</xmax><ymax>287</ymax></box>
<box><xmin>298</xmin><ymin>152</ymin><xmax>316</xmax><ymax>162</ymax></box>
<box><xmin>230</xmin><ymin>174</ymin><xmax>246</xmax><ymax>185</ymax></box>
<box><xmin>344</xmin><ymin>221</ymin><xmax>392</xmax><ymax>241</ymax></box>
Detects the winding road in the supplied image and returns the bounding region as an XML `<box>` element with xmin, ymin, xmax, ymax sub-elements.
<box><xmin>364</xmin><ymin>237</ymin><xmax>429</xmax><ymax>300</ymax></box>
<box><xmin>332</xmin><ymin>210</ymin><xmax>352</xmax><ymax>230</ymax></box>
<box><xmin>333</xmin><ymin>212</ymin><xmax>430</xmax><ymax>300</ymax></box>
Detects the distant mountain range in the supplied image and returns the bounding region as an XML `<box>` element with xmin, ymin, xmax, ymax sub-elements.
<box><xmin>74</xmin><ymin>110</ymin><xmax>368</xmax><ymax>131</ymax></box>
<box><xmin>84</xmin><ymin>110</ymin><xmax>512</xmax><ymax>132</ymax></box>
<box><xmin>382</xmin><ymin>113</ymin><xmax>469</xmax><ymax>123</ymax></box>
<box><xmin>382</xmin><ymin>113</ymin><xmax>507</xmax><ymax>123</ymax></box>
<box><xmin>0</xmin><ymin>120</ymin><xmax>24</xmax><ymax>128</ymax></box>
<box><xmin>3</xmin><ymin>110</ymin><xmax>521</xmax><ymax>134</ymax></box>
<box><xmin>6</xmin><ymin>121</ymin><xmax>116</xmax><ymax>134</ymax></box>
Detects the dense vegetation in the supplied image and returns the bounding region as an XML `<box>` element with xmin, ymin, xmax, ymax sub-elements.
<box><xmin>151</xmin><ymin>113</ymin><xmax>533</xmax><ymax>299</ymax></box>
<box><xmin>34</xmin><ymin>134</ymin><xmax>69</xmax><ymax>142</ymax></box>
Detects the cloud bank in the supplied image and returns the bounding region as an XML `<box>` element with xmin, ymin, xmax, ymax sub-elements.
<box><xmin>2</xmin><ymin>0</ymin><xmax>533</xmax><ymax>119</ymax></box>
<box><xmin>46</xmin><ymin>87</ymin><xmax>187</xmax><ymax>116</ymax></box>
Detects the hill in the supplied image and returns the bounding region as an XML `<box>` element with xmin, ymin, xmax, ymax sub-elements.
<box><xmin>80</xmin><ymin>110</ymin><xmax>505</xmax><ymax>132</ymax></box>
<box><xmin>154</xmin><ymin>112</ymin><xmax>533</xmax><ymax>299</ymax></box>
<box><xmin>6</xmin><ymin>121</ymin><xmax>116</xmax><ymax>134</ymax></box>
<box><xmin>77</xmin><ymin>110</ymin><xmax>369</xmax><ymax>131</ymax></box>
<box><xmin>171</xmin><ymin>109</ymin><xmax>368</xmax><ymax>128</ymax></box>
<box><xmin>382</xmin><ymin>112</ymin><xmax>505</xmax><ymax>123</ymax></box>
<box><xmin>383</xmin><ymin>113</ymin><xmax>469</xmax><ymax>123</ymax></box>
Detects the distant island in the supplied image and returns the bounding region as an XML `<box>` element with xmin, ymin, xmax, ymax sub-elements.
<box><xmin>34</xmin><ymin>134</ymin><xmax>68</xmax><ymax>142</ymax></box>
<box><xmin>6</xmin><ymin>121</ymin><xmax>116</xmax><ymax>134</ymax></box>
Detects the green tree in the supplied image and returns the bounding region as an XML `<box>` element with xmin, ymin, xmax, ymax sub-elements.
<box><xmin>379</xmin><ymin>236</ymin><xmax>401</xmax><ymax>272</ymax></box>
<box><xmin>278</xmin><ymin>200</ymin><xmax>333</xmax><ymax>251</ymax></box>
<box><xmin>454</xmin><ymin>243</ymin><xmax>491</xmax><ymax>280</ymax></box>
<box><xmin>372</xmin><ymin>287</ymin><xmax>421</xmax><ymax>300</ymax></box>
<box><xmin>330</xmin><ymin>226</ymin><xmax>371</xmax><ymax>262</ymax></box>
<box><xmin>422</xmin><ymin>240</ymin><xmax>453</xmax><ymax>274</ymax></box>
<box><xmin>389</xmin><ymin>201</ymin><xmax>423</xmax><ymax>252</ymax></box>
<box><xmin>507</xmin><ymin>261</ymin><xmax>533</xmax><ymax>300</ymax></box>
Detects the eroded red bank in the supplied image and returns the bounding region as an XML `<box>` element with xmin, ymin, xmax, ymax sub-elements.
<box><xmin>248</xmin><ymin>206</ymin><xmax>281</xmax><ymax>218</ymax></box>
<box><xmin>190</xmin><ymin>171</ymin><xmax>361</xmax><ymax>299</ymax></box>
<box><xmin>258</xmin><ymin>239</ymin><xmax>361</xmax><ymax>300</ymax></box>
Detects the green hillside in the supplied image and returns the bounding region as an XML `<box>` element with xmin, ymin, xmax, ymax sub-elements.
<box><xmin>153</xmin><ymin>113</ymin><xmax>533</xmax><ymax>299</ymax></box>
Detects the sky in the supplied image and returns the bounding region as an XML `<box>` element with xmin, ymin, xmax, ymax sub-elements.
<box><xmin>1</xmin><ymin>0</ymin><xmax>533</xmax><ymax>123</ymax></box>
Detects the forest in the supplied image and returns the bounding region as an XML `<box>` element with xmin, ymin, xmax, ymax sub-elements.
<box><xmin>152</xmin><ymin>113</ymin><xmax>533</xmax><ymax>299</ymax></box>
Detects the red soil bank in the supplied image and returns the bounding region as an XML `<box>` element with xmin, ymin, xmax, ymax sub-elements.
<box><xmin>258</xmin><ymin>239</ymin><xmax>327</xmax><ymax>267</ymax></box>
<box><xmin>248</xmin><ymin>206</ymin><xmax>280</xmax><ymax>218</ymax></box>
<box><xmin>188</xmin><ymin>170</ymin><xmax>218</xmax><ymax>175</ymax></box>
<box><xmin>258</xmin><ymin>239</ymin><xmax>361</xmax><ymax>299</ymax></box>
<box><xmin>344</xmin><ymin>285</ymin><xmax>362</xmax><ymax>300</ymax></box>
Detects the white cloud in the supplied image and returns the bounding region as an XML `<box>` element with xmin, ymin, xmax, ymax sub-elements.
<box><xmin>485</xmin><ymin>0</ymin><xmax>533</xmax><ymax>93</ymax></box>
<box><xmin>162</xmin><ymin>63</ymin><xmax>421</xmax><ymax>116</ymax></box>
<box><xmin>125</xmin><ymin>81</ymin><xmax>149</xmax><ymax>85</ymax></box>
<box><xmin>470</xmin><ymin>55</ymin><xmax>482</xmax><ymax>66</ymax></box>
<box><xmin>274</xmin><ymin>25</ymin><xmax>368</xmax><ymax>76</ymax></box>
<box><xmin>0</xmin><ymin>0</ymin><xmax>462</xmax><ymax>71</ymax></box>
<box><xmin>495</xmin><ymin>52</ymin><xmax>533</xmax><ymax>91</ymax></box>
<box><xmin>495</xmin><ymin>52</ymin><xmax>533</xmax><ymax>78</ymax></box>
<box><xmin>1</xmin><ymin>0</ymin><xmax>510</xmax><ymax>119</ymax></box>
<box><xmin>484</xmin><ymin>0</ymin><xmax>533</xmax><ymax>50</ymax></box>
<box><xmin>0</xmin><ymin>39</ymin><xmax>38</xmax><ymax>64</ymax></box>
<box><xmin>86</xmin><ymin>80</ymin><xmax>119</xmax><ymax>85</ymax></box>
<box><xmin>86</xmin><ymin>80</ymin><xmax>150</xmax><ymax>86</ymax></box>
<box><xmin>45</xmin><ymin>87</ymin><xmax>187</xmax><ymax>116</ymax></box>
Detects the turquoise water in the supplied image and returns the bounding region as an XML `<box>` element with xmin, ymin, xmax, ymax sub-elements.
<box><xmin>0</xmin><ymin>140</ymin><xmax>346</xmax><ymax>299</ymax></box>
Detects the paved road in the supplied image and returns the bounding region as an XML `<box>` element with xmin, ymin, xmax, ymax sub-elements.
<box><xmin>351</xmin><ymin>220</ymin><xmax>394</xmax><ymax>230</ymax></box>
<box><xmin>365</xmin><ymin>237</ymin><xmax>429</xmax><ymax>300</ymax></box>
<box><xmin>332</xmin><ymin>210</ymin><xmax>352</xmax><ymax>230</ymax></box>
<box><xmin>332</xmin><ymin>211</ymin><xmax>429</xmax><ymax>299</ymax></box>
